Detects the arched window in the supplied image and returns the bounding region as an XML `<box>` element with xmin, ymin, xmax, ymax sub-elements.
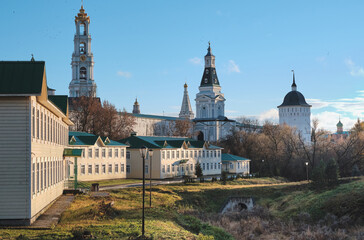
<box><xmin>80</xmin><ymin>67</ymin><xmax>86</xmax><ymax>79</ymax></box>
<box><xmin>80</xmin><ymin>42</ymin><xmax>86</xmax><ymax>54</ymax></box>
<box><xmin>202</xmin><ymin>106</ymin><xmax>207</xmax><ymax>118</ymax></box>
<box><xmin>80</xmin><ymin>23</ymin><xmax>86</xmax><ymax>35</ymax></box>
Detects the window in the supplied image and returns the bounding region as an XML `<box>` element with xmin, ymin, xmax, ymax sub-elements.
<box><xmin>41</xmin><ymin>113</ymin><xmax>43</xmax><ymax>140</ymax></box>
<box><xmin>82</xmin><ymin>148</ymin><xmax>85</xmax><ymax>158</ymax></box>
<box><xmin>167</xmin><ymin>151</ymin><xmax>170</xmax><ymax>159</ymax></box>
<box><xmin>41</xmin><ymin>162</ymin><xmax>43</xmax><ymax>191</ymax></box>
<box><xmin>172</xmin><ymin>165</ymin><xmax>175</xmax><ymax>172</ymax></box>
<box><xmin>32</xmin><ymin>107</ymin><xmax>35</xmax><ymax>138</ymax></box>
<box><xmin>81</xmin><ymin>165</ymin><xmax>85</xmax><ymax>175</ymax></box>
<box><xmin>80</xmin><ymin>23</ymin><xmax>86</xmax><ymax>35</ymax></box>
<box><xmin>167</xmin><ymin>165</ymin><xmax>170</xmax><ymax>173</ymax></box>
<box><xmin>95</xmin><ymin>164</ymin><xmax>99</xmax><ymax>174</ymax></box>
<box><xmin>218</xmin><ymin>164</ymin><xmax>221</xmax><ymax>169</ymax></box>
<box><xmin>181</xmin><ymin>151</ymin><xmax>184</xmax><ymax>158</ymax></box>
<box><xmin>218</xmin><ymin>151</ymin><xmax>221</xmax><ymax>157</ymax></box>
<box><xmin>177</xmin><ymin>151</ymin><xmax>180</xmax><ymax>158</ymax></box>
<box><xmin>109</xmin><ymin>149</ymin><xmax>112</xmax><ymax>158</ymax></box>
<box><xmin>230</xmin><ymin>163</ymin><xmax>233</xmax><ymax>169</ymax></box>
<box><xmin>88</xmin><ymin>165</ymin><xmax>92</xmax><ymax>174</ymax></box>
<box><xmin>207</xmin><ymin>163</ymin><xmax>209</xmax><ymax>170</ymax></box>
<box><xmin>215</xmin><ymin>163</ymin><xmax>217</xmax><ymax>169</ymax></box>
<box><xmin>126</xmin><ymin>165</ymin><xmax>130</xmax><ymax>173</ymax></box>
<box><xmin>199</xmin><ymin>150</ymin><xmax>202</xmax><ymax>157</ymax></box>
<box><xmin>126</xmin><ymin>151</ymin><xmax>131</xmax><ymax>160</ymax></box>
<box><xmin>204</xmin><ymin>78</ymin><xmax>208</xmax><ymax>83</ymax></box>
<box><xmin>214</xmin><ymin>151</ymin><xmax>217</xmax><ymax>158</ymax></box>
<box><xmin>162</xmin><ymin>151</ymin><xmax>165</xmax><ymax>159</ymax></box>
<box><xmin>80</xmin><ymin>67</ymin><xmax>87</xmax><ymax>79</ymax></box>
<box><xmin>88</xmin><ymin>148</ymin><xmax>92</xmax><ymax>158</ymax></box>
<box><xmin>172</xmin><ymin>151</ymin><xmax>175</xmax><ymax>158</ymax></box>
<box><xmin>121</xmin><ymin>164</ymin><xmax>125</xmax><ymax>172</ymax></box>
<box><xmin>162</xmin><ymin>165</ymin><xmax>165</xmax><ymax>173</ymax></box>
<box><xmin>80</xmin><ymin>42</ymin><xmax>86</xmax><ymax>54</ymax></box>
<box><xmin>102</xmin><ymin>164</ymin><xmax>106</xmax><ymax>174</ymax></box>
<box><xmin>114</xmin><ymin>149</ymin><xmax>119</xmax><ymax>158</ymax></box>
<box><xmin>191</xmin><ymin>164</ymin><xmax>193</xmax><ymax>171</ymax></box>
<box><xmin>202</xmin><ymin>163</ymin><xmax>205</xmax><ymax>170</ymax></box>
<box><xmin>95</xmin><ymin>149</ymin><xmax>99</xmax><ymax>158</ymax></box>
<box><xmin>102</xmin><ymin>149</ymin><xmax>106</xmax><ymax>158</ymax></box>
<box><xmin>37</xmin><ymin>162</ymin><xmax>40</xmax><ymax>192</ymax></box>
<box><xmin>115</xmin><ymin>163</ymin><xmax>119</xmax><ymax>173</ymax></box>
<box><xmin>121</xmin><ymin>149</ymin><xmax>125</xmax><ymax>158</ymax></box>
<box><xmin>203</xmin><ymin>151</ymin><xmax>205</xmax><ymax>158</ymax></box>
<box><xmin>32</xmin><ymin>162</ymin><xmax>35</xmax><ymax>194</ymax></box>
<box><xmin>186</xmin><ymin>164</ymin><xmax>189</xmax><ymax>171</ymax></box>
<box><xmin>37</xmin><ymin>110</ymin><xmax>40</xmax><ymax>139</ymax></box>
<box><xmin>108</xmin><ymin>164</ymin><xmax>112</xmax><ymax>173</ymax></box>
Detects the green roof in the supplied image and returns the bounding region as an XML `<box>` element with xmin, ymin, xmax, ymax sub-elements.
<box><xmin>48</xmin><ymin>95</ymin><xmax>68</xmax><ymax>115</ymax></box>
<box><xmin>118</xmin><ymin>135</ymin><xmax>221</xmax><ymax>150</ymax></box>
<box><xmin>69</xmin><ymin>131</ymin><xmax>95</xmax><ymax>136</ymax></box>
<box><xmin>63</xmin><ymin>148</ymin><xmax>83</xmax><ymax>157</ymax></box>
<box><xmin>221</xmin><ymin>153</ymin><xmax>250</xmax><ymax>162</ymax></box>
<box><xmin>132</xmin><ymin>113</ymin><xmax>178</xmax><ymax>121</ymax></box>
<box><xmin>0</xmin><ymin>61</ymin><xmax>45</xmax><ymax>95</ymax></box>
<box><xmin>69</xmin><ymin>132</ymin><xmax>127</xmax><ymax>146</ymax></box>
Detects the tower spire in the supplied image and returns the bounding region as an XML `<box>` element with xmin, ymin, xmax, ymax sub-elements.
<box><xmin>291</xmin><ymin>70</ymin><xmax>297</xmax><ymax>91</ymax></box>
<box><xmin>133</xmin><ymin>98</ymin><xmax>140</xmax><ymax>114</ymax></box>
<box><xmin>179</xmin><ymin>83</ymin><xmax>194</xmax><ymax>119</ymax></box>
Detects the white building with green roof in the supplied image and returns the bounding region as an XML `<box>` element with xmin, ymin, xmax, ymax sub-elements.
<box><xmin>221</xmin><ymin>154</ymin><xmax>251</xmax><ymax>175</ymax></box>
<box><xmin>67</xmin><ymin>132</ymin><xmax>128</xmax><ymax>181</ymax></box>
<box><xmin>118</xmin><ymin>135</ymin><xmax>223</xmax><ymax>179</ymax></box>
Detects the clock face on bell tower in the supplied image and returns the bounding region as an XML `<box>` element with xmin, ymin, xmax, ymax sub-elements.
<box><xmin>80</xmin><ymin>55</ymin><xmax>86</xmax><ymax>62</ymax></box>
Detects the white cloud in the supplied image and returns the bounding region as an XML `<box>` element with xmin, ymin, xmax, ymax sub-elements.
<box><xmin>228</xmin><ymin>60</ymin><xmax>240</xmax><ymax>73</ymax></box>
<box><xmin>117</xmin><ymin>70</ymin><xmax>132</xmax><ymax>78</ymax></box>
<box><xmin>345</xmin><ymin>58</ymin><xmax>364</xmax><ymax>77</ymax></box>
<box><xmin>257</xmin><ymin>108</ymin><xmax>279</xmax><ymax>123</ymax></box>
<box><xmin>312</xmin><ymin>111</ymin><xmax>356</xmax><ymax>132</ymax></box>
<box><xmin>189</xmin><ymin>57</ymin><xmax>202</xmax><ymax>65</ymax></box>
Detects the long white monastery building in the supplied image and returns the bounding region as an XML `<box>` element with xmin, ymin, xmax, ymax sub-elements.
<box><xmin>0</xmin><ymin>61</ymin><xmax>73</xmax><ymax>226</ymax></box>
<box><xmin>278</xmin><ymin>71</ymin><xmax>312</xmax><ymax>142</ymax></box>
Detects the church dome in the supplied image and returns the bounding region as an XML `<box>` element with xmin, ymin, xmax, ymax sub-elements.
<box><xmin>278</xmin><ymin>90</ymin><xmax>310</xmax><ymax>107</ymax></box>
<box><xmin>337</xmin><ymin>120</ymin><xmax>343</xmax><ymax>127</ymax></box>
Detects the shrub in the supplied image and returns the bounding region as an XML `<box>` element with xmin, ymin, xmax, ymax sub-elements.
<box><xmin>221</xmin><ymin>171</ymin><xmax>228</xmax><ymax>185</ymax></box>
<box><xmin>325</xmin><ymin>159</ymin><xmax>339</xmax><ymax>185</ymax></box>
<box><xmin>312</xmin><ymin>160</ymin><xmax>326</xmax><ymax>188</ymax></box>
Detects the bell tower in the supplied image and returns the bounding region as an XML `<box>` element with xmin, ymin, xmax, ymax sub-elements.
<box><xmin>69</xmin><ymin>4</ymin><xmax>97</xmax><ymax>97</ymax></box>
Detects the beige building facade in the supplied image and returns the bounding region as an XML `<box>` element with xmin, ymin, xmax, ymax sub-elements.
<box><xmin>221</xmin><ymin>154</ymin><xmax>250</xmax><ymax>175</ymax></box>
<box><xmin>0</xmin><ymin>61</ymin><xmax>73</xmax><ymax>226</ymax></box>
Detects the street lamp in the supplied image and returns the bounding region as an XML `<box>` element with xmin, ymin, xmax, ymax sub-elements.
<box><xmin>148</xmin><ymin>149</ymin><xmax>153</xmax><ymax>208</ymax></box>
<box><xmin>305</xmin><ymin>162</ymin><xmax>309</xmax><ymax>183</ymax></box>
<box><xmin>139</xmin><ymin>146</ymin><xmax>147</xmax><ymax>238</ymax></box>
<box><xmin>261</xmin><ymin>159</ymin><xmax>265</xmax><ymax>177</ymax></box>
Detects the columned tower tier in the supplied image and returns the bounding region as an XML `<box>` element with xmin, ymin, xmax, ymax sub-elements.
<box><xmin>69</xmin><ymin>5</ymin><xmax>97</xmax><ymax>98</ymax></box>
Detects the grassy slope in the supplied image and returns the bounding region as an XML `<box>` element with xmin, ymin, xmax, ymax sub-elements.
<box><xmin>1</xmin><ymin>177</ymin><xmax>363</xmax><ymax>239</ymax></box>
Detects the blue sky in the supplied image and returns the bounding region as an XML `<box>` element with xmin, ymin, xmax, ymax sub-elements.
<box><xmin>1</xmin><ymin>0</ymin><xmax>364</xmax><ymax>131</ymax></box>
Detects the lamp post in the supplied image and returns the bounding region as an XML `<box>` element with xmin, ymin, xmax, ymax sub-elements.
<box><xmin>148</xmin><ymin>149</ymin><xmax>153</xmax><ymax>208</ymax></box>
<box><xmin>305</xmin><ymin>162</ymin><xmax>309</xmax><ymax>183</ymax></box>
<box><xmin>261</xmin><ymin>159</ymin><xmax>264</xmax><ymax>177</ymax></box>
<box><xmin>139</xmin><ymin>146</ymin><xmax>147</xmax><ymax>238</ymax></box>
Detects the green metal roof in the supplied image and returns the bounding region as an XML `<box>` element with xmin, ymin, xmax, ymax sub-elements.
<box><xmin>0</xmin><ymin>61</ymin><xmax>45</xmax><ymax>95</ymax></box>
<box><xmin>69</xmin><ymin>132</ymin><xmax>127</xmax><ymax>146</ymax></box>
<box><xmin>48</xmin><ymin>95</ymin><xmax>68</xmax><ymax>115</ymax></box>
<box><xmin>63</xmin><ymin>148</ymin><xmax>83</xmax><ymax>157</ymax></box>
<box><xmin>118</xmin><ymin>135</ymin><xmax>221</xmax><ymax>150</ymax></box>
<box><xmin>132</xmin><ymin>113</ymin><xmax>178</xmax><ymax>121</ymax></box>
<box><xmin>69</xmin><ymin>131</ymin><xmax>95</xmax><ymax>136</ymax></box>
<box><xmin>221</xmin><ymin>153</ymin><xmax>250</xmax><ymax>162</ymax></box>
